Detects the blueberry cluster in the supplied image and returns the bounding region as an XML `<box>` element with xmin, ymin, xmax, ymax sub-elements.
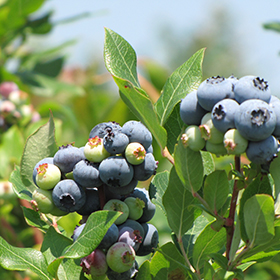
<box><xmin>180</xmin><ymin>75</ymin><xmax>280</xmax><ymax>167</ymax></box>
<box><xmin>31</xmin><ymin>120</ymin><xmax>159</xmax><ymax>279</ymax></box>
<box><xmin>0</xmin><ymin>81</ymin><xmax>40</xmax><ymax>132</ymax></box>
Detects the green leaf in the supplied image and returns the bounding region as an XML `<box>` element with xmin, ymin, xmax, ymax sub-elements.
<box><xmin>203</xmin><ymin>261</ymin><xmax>215</xmax><ymax>280</ymax></box>
<box><xmin>163</xmin><ymin>103</ymin><xmax>184</xmax><ymax>155</ymax></box>
<box><xmin>115</xmin><ymin>76</ymin><xmax>167</xmax><ymax>150</ymax></box>
<box><xmin>229</xmin><ymin>217</ymin><xmax>241</xmax><ymax>262</ymax></box>
<box><xmin>155</xmin><ymin>48</ymin><xmax>204</xmax><ymax>125</ymax></box>
<box><xmin>239</xmin><ymin>174</ymin><xmax>272</xmax><ymax>243</ymax></box>
<box><xmin>9</xmin><ymin>165</ymin><xmax>34</xmax><ymax>201</ymax></box>
<box><xmin>47</xmin><ymin>210</ymin><xmax>120</xmax><ymax>276</ymax></box>
<box><xmin>201</xmin><ymin>151</ymin><xmax>215</xmax><ymax>176</ymax></box>
<box><xmin>0</xmin><ymin>236</ymin><xmax>52</xmax><ymax>280</ymax></box>
<box><xmin>26</xmin><ymin>11</ymin><xmax>53</xmax><ymax>35</ymax></box>
<box><xmin>20</xmin><ymin>113</ymin><xmax>57</xmax><ymax>187</ymax></box>
<box><xmin>192</xmin><ymin>222</ymin><xmax>226</xmax><ymax>271</ymax></box>
<box><xmin>163</xmin><ymin>167</ymin><xmax>201</xmax><ymax>237</ymax></box>
<box><xmin>149</xmin><ymin>170</ymin><xmax>169</xmax><ymax>214</ymax></box>
<box><xmin>244</xmin><ymin>194</ymin><xmax>275</xmax><ymax>246</ymax></box>
<box><xmin>22</xmin><ymin>207</ymin><xmax>49</xmax><ymax>232</ymax></box>
<box><xmin>104</xmin><ymin>27</ymin><xmax>139</xmax><ymax>87</ymax></box>
<box><xmin>203</xmin><ymin>170</ymin><xmax>229</xmax><ymax>213</ymax></box>
<box><xmin>263</xmin><ymin>21</ymin><xmax>280</xmax><ymax>33</ymax></box>
<box><xmin>174</xmin><ymin>139</ymin><xmax>204</xmax><ymax>193</ymax></box>
<box><xmin>137</xmin><ymin>260</ymin><xmax>152</xmax><ymax>280</ymax></box>
<box><xmin>269</xmin><ymin>154</ymin><xmax>280</xmax><ymax>198</ymax></box>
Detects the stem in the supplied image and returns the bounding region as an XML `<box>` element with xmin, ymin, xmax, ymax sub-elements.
<box><xmin>225</xmin><ymin>155</ymin><xmax>241</xmax><ymax>259</ymax></box>
<box><xmin>178</xmin><ymin>237</ymin><xmax>196</xmax><ymax>274</ymax></box>
<box><xmin>98</xmin><ymin>184</ymin><xmax>106</xmax><ymax>209</ymax></box>
<box><xmin>162</xmin><ymin>147</ymin><xmax>174</xmax><ymax>165</ymax></box>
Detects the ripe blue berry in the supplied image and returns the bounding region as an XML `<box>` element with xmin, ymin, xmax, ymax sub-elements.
<box><xmin>72</xmin><ymin>223</ymin><xmax>86</xmax><ymax>242</ymax></box>
<box><xmin>197</xmin><ymin>76</ymin><xmax>235</xmax><ymax>111</ymax></box>
<box><xmin>211</xmin><ymin>98</ymin><xmax>239</xmax><ymax>133</ymax></box>
<box><xmin>73</xmin><ymin>160</ymin><xmax>102</xmax><ymax>189</ymax></box>
<box><xmin>121</xmin><ymin>121</ymin><xmax>152</xmax><ymax>149</ymax></box>
<box><xmin>269</xmin><ymin>101</ymin><xmax>280</xmax><ymax>137</ymax></box>
<box><xmin>99</xmin><ymin>156</ymin><xmax>134</xmax><ymax>187</ymax></box>
<box><xmin>106</xmin><ymin>178</ymin><xmax>138</xmax><ymax>196</ymax></box>
<box><xmin>103</xmin><ymin>130</ymin><xmax>129</xmax><ymax>154</ymax></box>
<box><xmin>89</xmin><ymin>121</ymin><xmax>122</xmax><ymax>139</ymax></box>
<box><xmin>118</xmin><ymin>219</ymin><xmax>145</xmax><ymax>242</ymax></box>
<box><xmin>53</xmin><ymin>144</ymin><xmax>84</xmax><ymax>174</ymax></box>
<box><xmin>98</xmin><ymin>223</ymin><xmax>119</xmax><ymax>250</ymax></box>
<box><xmin>118</xmin><ymin>226</ymin><xmax>142</xmax><ymax>252</ymax></box>
<box><xmin>133</xmin><ymin>153</ymin><xmax>158</xmax><ymax>181</ymax></box>
<box><xmin>234</xmin><ymin>75</ymin><xmax>271</xmax><ymax>104</ymax></box>
<box><xmin>136</xmin><ymin>223</ymin><xmax>159</xmax><ymax>256</ymax></box>
<box><xmin>180</xmin><ymin>90</ymin><xmax>208</xmax><ymax>125</ymax></box>
<box><xmin>52</xmin><ymin>179</ymin><xmax>86</xmax><ymax>212</ymax></box>
<box><xmin>76</xmin><ymin>188</ymin><xmax>100</xmax><ymax>216</ymax></box>
<box><xmin>234</xmin><ymin>99</ymin><xmax>276</xmax><ymax>141</ymax></box>
<box><xmin>246</xmin><ymin>135</ymin><xmax>279</xmax><ymax>165</ymax></box>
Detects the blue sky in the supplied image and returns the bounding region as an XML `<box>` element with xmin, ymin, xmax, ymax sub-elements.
<box><xmin>37</xmin><ymin>1</ymin><xmax>280</xmax><ymax>95</ymax></box>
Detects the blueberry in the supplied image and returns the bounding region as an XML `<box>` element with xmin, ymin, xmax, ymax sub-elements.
<box><xmin>80</xmin><ymin>248</ymin><xmax>108</xmax><ymax>277</ymax></box>
<box><xmin>124</xmin><ymin>197</ymin><xmax>145</xmax><ymax>221</ymax></box>
<box><xmin>103</xmin><ymin>199</ymin><xmax>129</xmax><ymax>225</ymax></box>
<box><xmin>99</xmin><ymin>156</ymin><xmax>134</xmax><ymax>187</ymax></box>
<box><xmin>72</xmin><ymin>223</ymin><xmax>86</xmax><ymax>242</ymax></box>
<box><xmin>53</xmin><ymin>144</ymin><xmax>84</xmax><ymax>174</ymax></box>
<box><xmin>211</xmin><ymin>99</ymin><xmax>239</xmax><ymax>133</ymax></box>
<box><xmin>181</xmin><ymin>125</ymin><xmax>205</xmax><ymax>151</ymax></box>
<box><xmin>84</xmin><ymin>137</ymin><xmax>110</xmax><ymax>163</ymax></box>
<box><xmin>98</xmin><ymin>223</ymin><xmax>119</xmax><ymax>250</ymax></box>
<box><xmin>32</xmin><ymin>189</ymin><xmax>54</xmax><ymax>214</ymax></box>
<box><xmin>89</xmin><ymin>121</ymin><xmax>122</xmax><ymax>139</ymax></box>
<box><xmin>234</xmin><ymin>99</ymin><xmax>276</xmax><ymax>141</ymax></box>
<box><xmin>73</xmin><ymin>160</ymin><xmax>102</xmax><ymax>189</ymax></box>
<box><xmin>269</xmin><ymin>101</ymin><xmax>280</xmax><ymax>137</ymax></box>
<box><xmin>246</xmin><ymin>135</ymin><xmax>279</xmax><ymax>165</ymax></box>
<box><xmin>106</xmin><ymin>242</ymin><xmax>136</xmax><ymax>273</ymax></box>
<box><xmin>146</xmin><ymin>144</ymin><xmax>153</xmax><ymax>154</ymax></box>
<box><xmin>118</xmin><ymin>219</ymin><xmax>145</xmax><ymax>239</ymax></box>
<box><xmin>76</xmin><ymin>188</ymin><xmax>100</xmax><ymax>216</ymax></box>
<box><xmin>35</xmin><ymin>163</ymin><xmax>61</xmax><ymax>190</ymax></box>
<box><xmin>199</xmin><ymin>113</ymin><xmax>224</xmax><ymax>144</ymax></box>
<box><xmin>118</xmin><ymin>226</ymin><xmax>142</xmax><ymax>252</ymax></box>
<box><xmin>33</xmin><ymin>157</ymin><xmax>54</xmax><ymax>186</ymax></box>
<box><xmin>197</xmin><ymin>76</ymin><xmax>235</xmax><ymax>111</ymax></box>
<box><xmin>106</xmin><ymin>260</ymin><xmax>138</xmax><ymax>280</ymax></box>
<box><xmin>133</xmin><ymin>153</ymin><xmax>158</xmax><ymax>181</ymax></box>
<box><xmin>205</xmin><ymin>141</ymin><xmax>227</xmax><ymax>156</ymax></box>
<box><xmin>52</xmin><ymin>179</ymin><xmax>86</xmax><ymax>213</ymax></box>
<box><xmin>103</xmin><ymin>130</ymin><xmax>130</xmax><ymax>154</ymax></box>
<box><xmin>136</xmin><ymin>223</ymin><xmax>159</xmax><ymax>256</ymax></box>
<box><xmin>269</xmin><ymin>95</ymin><xmax>280</xmax><ymax>105</ymax></box>
<box><xmin>234</xmin><ymin>75</ymin><xmax>271</xmax><ymax>104</ymax></box>
<box><xmin>127</xmin><ymin>187</ymin><xmax>156</xmax><ymax>223</ymax></box>
<box><xmin>223</xmin><ymin>128</ymin><xmax>248</xmax><ymax>155</ymax></box>
<box><xmin>121</xmin><ymin>121</ymin><xmax>152</xmax><ymax>150</ymax></box>
<box><xmin>180</xmin><ymin>90</ymin><xmax>208</xmax><ymax>126</ymax></box>
<box><xmin>125</xmin><ymin>142</ymin><xmax>146</xmax><ymax>165</ymax></box>
<box><xmin>106</xmin><ymin>178</ymin><xmax>138</xmax><ymax>196</ymax></box>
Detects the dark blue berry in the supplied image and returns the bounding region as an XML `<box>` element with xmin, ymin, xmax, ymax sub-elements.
<box><xmin>121</xmin><ymin>121</ymin><xmax>152</xmax><ymax>149</ymax></box>
<box><xmin>98</xmin><ymin>223</ymin><xmax>119</xmax><ymax>250</ymax></box>
<box><xmin>53</xmin><ymin>144</ymin><xmax>84</xmax><ymax>174</ymax></box>
<box><xmin>106</xmin><ymin>260</ymin><xmax>138</xmax><ymax>280</ymax></box>
<box><xmin>73</xmin><ymin>160</ymin><xmax>102</xmax><ymax>189</ymax></box>
<box><xmin>52</xmin><ymin>179</ymin><xmax>86</xmax><ymax>212</ymax></box>
<box><xmin>133</xmin><ymin>153</ymin><xmax>158</xmax><ymax>181</ymax></box>
<box><xmin>99</xmin><ymin>156</ymin><xmax>134</xmax><ymax>187</ymax></box>
<box><xmin>106</xmin><ymin>178</ymin><xmax>138</xmax><ymax>196</ymax></box>
<box><xmin>118</xmin><ymin>219</ymin><xmax>144</xmax><ymax>240</ymax></box>
<box><xmin>211</xmin><ymin>98</ymin><xmax>239</xmax><ymax>133</ymax></box>
<box><xmin>180</xmin><ymin>90</ymin><xmax>208</xmax><ymax>125</ymax></box>
<box><xmin>234</xmin><ymin>75</ymin><xmax>271</xmax><ymax>104</ymax></box>
<box><xmin>234</xmin><ymin>99</ymin><xmax>276</xmax><ymax>141</ymax></box>
<box><xmin>89</xmin><ymin>122</ymin><xmax>122</xmax><ymax>139</ymax></box>
<box><xmin>197</xmin><ymin>76</ymin><xmax>235</xmax><ymax>111</ymax></box>
<box><xmin>103</xmin><ymin>131</ymin><xmax>129</xmax><ymax>154</ymax></box>
<box><xmin>118</xmin><ymin>226</ymin><xmax>142</xmax><ymax>251</ymax></box>
<box><xmin>72</xmin><ymin>223</ymin><xmax>85</xmax><ymax>242</ymax></box>
<box><xmin>76</xmin><ymin>188</ymin><xmax>100</xmax><ymax>216</ymax></box>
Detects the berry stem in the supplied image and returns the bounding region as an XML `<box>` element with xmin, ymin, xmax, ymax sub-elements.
<box><xmin>162</xmin><ymin>147</ymin><xmax>174</xmax><ymax>165</ymax></box>
<box><xmin>225</xmin><ymin>155</ymin><xmax>241</xmax><ymax>259</ymax></box>
<box><xmin>98</xmin><ymin>184</ymin><xmax>106</xmax><ymax>209</ymax></box>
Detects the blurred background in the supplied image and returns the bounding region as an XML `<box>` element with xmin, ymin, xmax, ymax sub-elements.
<box><xmin>1</xmin><ymin>0</ymin><xmax>280</xmax><ymax>279</ymax></box>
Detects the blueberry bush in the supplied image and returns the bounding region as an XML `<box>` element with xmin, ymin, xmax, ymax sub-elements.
<box><xmin>3</xmin><ymin>25</ymin><xmax>280</xmax><ymax>280</ymax></box>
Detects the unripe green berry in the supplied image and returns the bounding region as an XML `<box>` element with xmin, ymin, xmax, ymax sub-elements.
<box><xmin>106</xmin><ymin>242</ymin><xmax>135</xmax><ymax>273</ymax></box>
<box><xmin>223</xmin><ymin>128</ymin><xmax>248</xmax><ymax>155</ymax></box>
<box><xmin>125</xmin><ymin>142</ymin><xmax>146</xmax><ymax>165</ymax></box>
<box><xmin>35</xmin><ymin>163</ymin><xmax>61</xmax><ymax>190</ymax></box>
<box><xmin>205</xmin><ymin>141</ymin><xmax>227</xmax><ymax>156</ymax></box>
<box><xmin>181</xmin><ymin>125</ymin><xmax>205</xmax><ymax>151</ymax></box>
<box><xmin>124</xmin><ymin>197</ymin><xmax>145</xmax><ymax>220</ymax></box>
<box><xmin>103</xmin><ymin>199</ymin><xmax>129</xmax><ymax>225</ymax></box>
<box><xmin>84</xmin><ymin>137</ymin><xmax>110</xmax><ymax>162</ymax></box>
<box><xmin>32</xmin><ymin>189</ymin><xmax>54</xmax><ymax>213</ymax></box>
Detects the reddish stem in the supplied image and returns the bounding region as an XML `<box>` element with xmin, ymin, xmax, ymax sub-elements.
<box><xmin>226</xmin><ymin>155</ymin><xmax>241</xmax><ymax>259</ymax></box>
<box><xmin>98</xmin><ymin>184</ymin><xmax>106</xmax><ymax>209</ymax></box>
